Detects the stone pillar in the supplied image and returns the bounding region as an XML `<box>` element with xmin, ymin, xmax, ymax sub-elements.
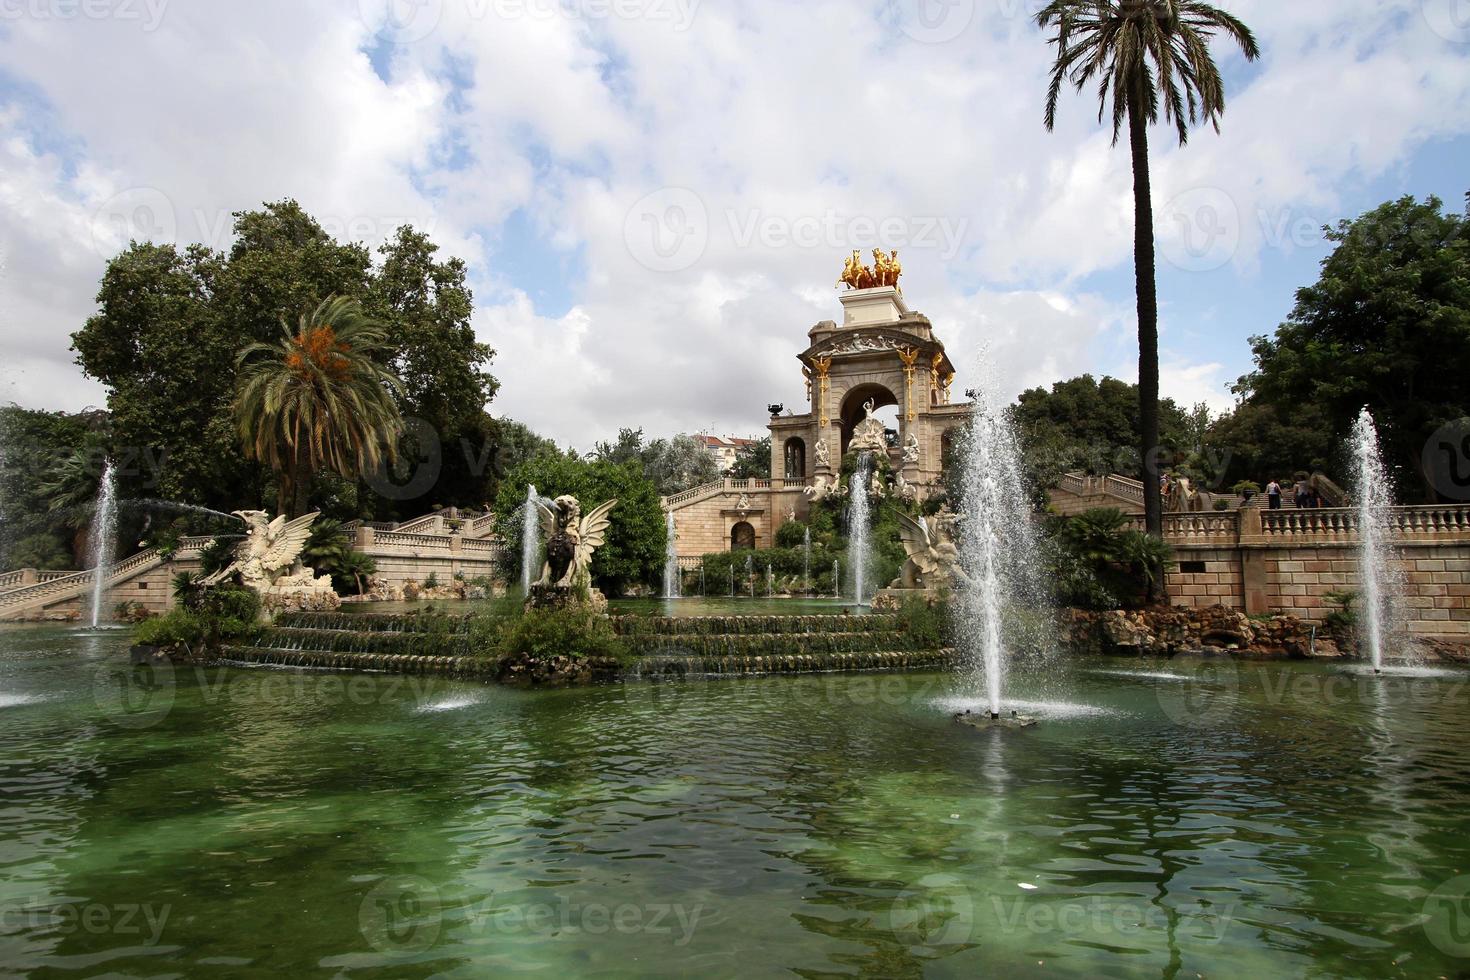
<box><xmin>1237</xmin><ymin>508</ymin><xmax>1269</xmax><ymax>614</ymax></box>
<box><xmin>356</xmin><ymin>526</ymin><xmax>375</xmax><ymax>550</ymax></box>
<box><xmin>20</xmin><ymin>568</ymin><xmax>38</xmax><ymax>586</ymax></box>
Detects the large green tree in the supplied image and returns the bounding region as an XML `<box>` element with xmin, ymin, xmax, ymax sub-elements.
<box><xmin>592</xmin><ymin>428</ymin><xmax>722</xmax><ymax>496</ymax></box>
<box><xmin>1037</xmin><ymin>0</ymin><xmax>1259</xmax><ymax>543</ymax></box>
<box><xmin>1232</xmin><ymin>194</ymin><xmax>1470</xmax><ymax>499</ymax></box>
<box><xmin>493</xmin><ymin>452</ymin><xmax>665</xmax><ymax>596</ymax></box>
<box><xmin>0</xmin><ymin>406</ymin><xmax>102</xmax><ymax>567</ymax></box>
<box><xmin>72</xmin><ymin>200</ymin><xmax>499</xmax><ymax>517</ymax></box>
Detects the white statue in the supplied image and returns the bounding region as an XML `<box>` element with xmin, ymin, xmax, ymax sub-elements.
<box><xmin>787</xmin><ymin>508</ymin><xmax>797</xmax><ymax>523</ymax></box>
<box><xmin>815</xmin><ymin>439</ymin><xmax>831</xmax><ymax>468</ymax></box>
<box><xmin>870</xmin><ymin>470</ymin><xmax>886</xmax><ymax>498</ymax></box>
<box><xmin>891</xmin><ymin>509</ymin><xmax>968</xmax><ymax>591</ymax></box>
<box><xmin>894</xmin><ymin>472</ymin><xmax>918</xmax><ymax>502</ymax></box>
<box><xmin>848</xmin><ymin>399</ymin><xmax>888</xmax><ymax>453</ymax></box>
<box><xmin>902</xmin><ymin>433</ymin><xmax>921</xmax><ymax>465</ymax></box>
<box><xmin>803</xmin><ymin>474</ymin><xmax>836</xmax><ymax>502</ymax></box>
<box><xmin>201</xmin><ymin>510</ymin><xmax>339</xmax><ymax>612</ymax></box>
<box><xmin>737</xmin><ymin>493</ymin><xmax>751</xmax><ymax>513</ymax></box>
<box><xmin>534</xmin><ymin>495</ymin><xmax>617</xmax><ymax>589</ymax></box>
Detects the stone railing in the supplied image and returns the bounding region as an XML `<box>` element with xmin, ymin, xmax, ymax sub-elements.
<box><xmin>466</xmin><ymin>514</ymin><xmax>498</xmax><ymax>538</ymax></box>
<box><xmin>372</xmin><ymin>530</ymin><xmax>455</xmax><ymax>550</ymax></box>
<box><xmin>460</xmin><ymin>538</ymin><xmax>504</xmax><ymax>557</ymax></box>
<box><xmin>664</xmin><ymin>480</ymin><xmax>727</xmax><ymax>508</ymax></box>
<box><xmin>1058</xmin><ymin>472</ymin><xmax>1146</xmax><ymax>505</ymax></box>
<box><xmin>0</xmin><ymin>570</ymin><xmax>30</xmax><ymax>591</ymax></box>
<box><xmin>1258</xmin><ymin>505</ymin><xmax>1470</xmax><ymax>541</ymax></box>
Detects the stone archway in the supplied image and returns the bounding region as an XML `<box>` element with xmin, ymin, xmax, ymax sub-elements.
<box><xmin>783</xmin><ymin>437</ymin><xmax>807</xmax><ymax>479</ymax></box>
<box><xmin>839</xmin><ymin>383</ymin><xmax>899</xmax><ymax>456</ymax></box>
<box><xmin>730</xmin><ymin>521</ymin><xmax>756</xmax><ymax>551</ymax></box>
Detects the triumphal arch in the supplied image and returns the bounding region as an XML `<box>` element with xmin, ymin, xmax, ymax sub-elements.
<box><xmin>665</xmin><ymin>254</ymin><xmax>972</xmax><ymax>556</ymax></box>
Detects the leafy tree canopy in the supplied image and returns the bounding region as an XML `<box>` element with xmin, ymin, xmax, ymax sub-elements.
<box><xmin>493</xmin><ymin>452</ymin><xmax>665</xmax><ymax>596</ymax></box>
<box><xmin>1232</xmin><ymin>194</ymin><xmax>1470</xmax><ymax>499</ymax></box>
<box><xmin>593</xmin><ymin>428</ymin><xmax>722</xmax><ymax>495</ymax></box>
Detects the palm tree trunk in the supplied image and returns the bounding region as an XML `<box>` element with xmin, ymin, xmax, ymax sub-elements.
<box><xmin>1128</xmin><ymin>89</ymin><xmax>1167</xmax><ymax>602</ymax></box>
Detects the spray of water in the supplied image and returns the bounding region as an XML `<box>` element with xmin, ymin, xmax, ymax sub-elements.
<box><xmin>663</xmin><ymin>511</ymin><xmax>681</xmax><ymax>599</ymax></box>
<box><xmin>848</xmin><ymin>452</ymin><xmax>874</xmax><ymax>605</ymax></box>
<box><xmin>1351</xmin><ymin>408</ymin><xmax>1404</xmax><ymax>670</ymax></box>
<box><xmin>520</xmin><ymin>484</ymin><xmax>540</xmax><ymax>594</ymax></box>
<box><xmin>88</xmin><ymin>460</ymin><xmax>119</xmax><ymax>629</ymax></box>
<box><xmin>803</xmin><ymin>527</ymin><xmax>811</xmax><ymax>592</ymax></box>
<box><xmin>956</xmin><ymin>359</ymin><xmax>1050</xmax><ymax>717</ymax></box>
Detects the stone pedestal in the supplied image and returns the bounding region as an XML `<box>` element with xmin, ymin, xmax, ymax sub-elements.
<box><xmin>839</xmin><ymin>286</ymin><xmax>909</xmax><ymax>326</ymax></box>
<box><xmin>526</xmin><ymin>584</ymin><xmax>608</xmax><ymax>614</ymax></box>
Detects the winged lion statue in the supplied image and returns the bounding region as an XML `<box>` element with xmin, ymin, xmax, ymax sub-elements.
<box><xmin>533</xmin><ymin>495</ymin><xmax>618</xmax><ymax>589</ymax></box>
<box><xmin>201</xmin><ymin>510</ymin><xmax>323</xmax><ymax>591</ymax></box>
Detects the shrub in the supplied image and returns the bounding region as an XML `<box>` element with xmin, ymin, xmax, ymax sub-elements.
<box><xmin>1213</xmin><ymin>498</ymin><xmax>1231</xmax><ymax>511</ymax></box>
<box><xmin>131</xmin><ymin>584</ymin><xmax>261</xmax><ymax>650</ymax></box>
<box><xmin>895</xmin><ymin>595</ymin><xmax>950</xmax><ymax>649</ymax></box>
<box><xmin>1044</xmin><ymin>508</ymin><xmax>1172</xmax><ymax>610</ymax></box>
<box><xmin>424</xmin><ymin>571</ymin><xmax>440</xmax><ymax>591</ymax></box>
<box><xmin>775</xmin><ymin>521</ymin><xmax>809</xmax><ymax>549</ymax></box>
<box><xmin>489</xmin><ymin>604</ymin><xmax>628</xmax><ymax>662</ymax></box>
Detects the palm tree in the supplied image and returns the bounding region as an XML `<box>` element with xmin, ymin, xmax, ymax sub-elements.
<box><xmin>236</xmin><ymin>296</ymin><xmax>404</xmax><ymax>517</ymax></box>
<box><xmin>1037</xmin><ymin>1</ymin><xmax>1259</xmax><ymax>553</ymax></box>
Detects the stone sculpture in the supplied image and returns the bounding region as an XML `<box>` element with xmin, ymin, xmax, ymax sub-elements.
<box><xmin>803</xmin><ymin>474</ymin><xmax>837</xmax><ymax>502</ymax></box>
<box><xmin>1165</xmin><ymin>476</ymin><xmax>1206</xmax><ymax>513</ymax></box>
<box><xmin>534</xmin><ymin>495</ymin><xmax>617</xmax><ymax>590</ymax></box>
<box><xmin>894</xmin><ymin>472</ymin><xmax>918</xmax><ymax>502</ymax></box>
<box><xmin>815</xmin><ymin>439</ymin><xmax>831</xmax><ymax>468</ymax></box>
<box><xmin>890</xmin><ymin>508</ymin><xmax>968</xmax><ymax>591</ymax></box>
<box><xmin>902</xmin><ymin>433</ymin><xmax>921</xmax><ymax>465</ymax></box>
<box><xmin>202</xmin><ymin>510</ymin><xmax>340</xmax><ymax>613</ymax></box>
<box><xmin>848</xmin><ymin>399</ymin><xmax>888</xmax><ymax>453</ymax></box>
<box><xmin>870</xmin><ymin>471</ymin><xmax>887</xmax><ymax>498</ymax></box>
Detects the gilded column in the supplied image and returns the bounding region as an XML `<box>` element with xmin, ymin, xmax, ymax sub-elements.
<box><xmin>898</xmin><ymin>347</ymin><xmax>920</xmax><ymax>423</ymax></box>
<box><xmin>812</xmin><ymin>356</ymin><xmax>832</xmax><ymax>427</ymax></box>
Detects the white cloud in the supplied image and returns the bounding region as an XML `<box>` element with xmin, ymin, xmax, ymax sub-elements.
<box><xmin>0</xmin><ymin>0</ymin><xmax>1466</xmax><ymax>447</ymax></box>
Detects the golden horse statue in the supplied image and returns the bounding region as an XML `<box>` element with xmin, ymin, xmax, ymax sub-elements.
<box><xmin>838</xmin><ymin>249</ymin><xmax>902</xmax><ymax>290</ymax></box>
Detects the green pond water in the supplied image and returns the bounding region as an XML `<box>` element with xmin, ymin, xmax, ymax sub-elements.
<box><xmin>4</xmin><ymin>625</ymin><xmax>1470</xmax><ymax>977</ymax></box>
<box><xmin>341</xmin><ymin>597</ymin><xmax>865</xmax><ymax>618</ymax></box>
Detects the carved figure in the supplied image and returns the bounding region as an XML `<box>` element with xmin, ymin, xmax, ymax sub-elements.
<box><xmin>848</xmin><ymin>398</ymin><xmax>888</xmax><ymax>453</ymax></box>
<box><xmin>815</xmin><ymin>439</ymin><xmax>831</xmax><ymax>468</ymax></box>
<box><xmin>1165</xmin><ymin>476</ymin><xmax>1207</xmax><ymax>513</ymax></box>
<box><xmin>202</xmin><ymin>510</ymin><xmax>324</xmax><ymax>591</ymax></box>
<box><xmin>803</xmin><ymin>474</ymin><xmax>836</xmax><ymax>502</ymax></box>
<box><xmin>891</xmin><ymin>508</ymin><xmax>968</xmax><ymax>590</ymax></box>
<box><xmin>894</xmin><ymin>472</ymin><xmax>918</xmax><ymax>502</ymax></box>
<box><xmin>870</xmin><ymin>470</ymin><xmax>886</xmax><ymax>498</ymax></box>
<box><xmin>902</xmin><ymin>433</ymin><xmax>921</xmax><ymax>465</ymax></box>
<box><xmin>837</xmin><ymin>249</ymin><xmax>902</xmax><ymax>290</ymax></box>
<box><xmin>535</xmin><ymin>495</ymin><xmax>617</xmax><ymax>588</ymax></box>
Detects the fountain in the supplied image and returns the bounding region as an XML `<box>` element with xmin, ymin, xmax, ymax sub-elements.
<box><xmin>728</xmin><ymin>566</ymin><xmax>735</xmax><ymax>597</ymax></box>
<box><xmin>848</xmin><ymin>452</ymin><xmax>874</xmax><ymax>605</ymax></box>
<box><xmin>766</xmin><ymin>565</ymin><xmax>774</xmax><ymax>597</ymax></box>
<box><xmin>1351</xmin><ymin>408</ymin><xmax>1403</xmax><ymax>672</ymax></box>
<box><xmin>87</xmin><ymin>459</ymin><xmax>119</xmax><ymax>628</ymax></box>
<box><xmin>832</xmin><ymin>560</ymin><xmax>840</xmax><ymax>600</ymax></box>
<box><xmin>520</xmin><ymin>484</ymin><xmax>540</xmax><ymax>594</ymax></box>
<box><xmin>745</xmin><ymin>554</ymin><xmax>755</xmax><ymax>598</ymax></box>
<box><xmin>955</xmin><ymin>361</ymin><xmax>1048</xmax><ymax>727</ymax></box>
<box><xmin>662</xmin><ymin>511</ymin><xmax>681</xmax><ymax>599</ymax></box>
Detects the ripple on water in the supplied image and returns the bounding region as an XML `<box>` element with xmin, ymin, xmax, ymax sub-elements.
<box><xmin>933</xmin><ymin>695</ymin><xmax>1124</xmax><ymax>720</ymax></box>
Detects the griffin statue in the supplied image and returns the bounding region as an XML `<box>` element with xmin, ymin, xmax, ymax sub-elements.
<box><xmin>534</xmin><ymin>495</ymin><xmax>618</xmax><ymax>589</ymax></box>
<box><xmin>890</xmin><ymin>508</ymin><xmax>968</xmax><ymax>591</ymax></box>
<box><xmin>201</xmin><ymin>510</ymin><xmax>339</xmax><ymax>612</ymax></box>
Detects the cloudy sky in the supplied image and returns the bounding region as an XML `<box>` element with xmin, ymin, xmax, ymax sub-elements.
<box><xmin>1</xmin><ymin>0</ymin><xmax>1467</xmax><ymax>447</ymax></box>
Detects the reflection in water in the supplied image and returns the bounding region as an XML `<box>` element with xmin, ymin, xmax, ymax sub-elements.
<box><xmin>1</xmin><ymin>630</ymin><xmax>1470</xmax><ymax>975</ymax></box>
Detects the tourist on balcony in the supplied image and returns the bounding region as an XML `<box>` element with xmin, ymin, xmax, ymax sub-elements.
<box><xmin>1267</xmin><ymin>479</ymin><xmax>1282</xmax><ymax>510</ymax></box>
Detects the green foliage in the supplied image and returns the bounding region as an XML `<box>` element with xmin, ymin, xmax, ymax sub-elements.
<box><xmin>730</xmin><ymin>436</ymin><xmax>772</xmax><ymax>479</ymax></box>
<box><xmin>132</xmin><ymin>585</ymin><xmax>260</xmax><ymax>650</ymax></box>
<box><xmin>6</xmin><ymin>533</ymin><xmax>72</xmax><ymax>571</ymax></box>
<box><xmin>302</xmin><ymin>519</ymin><xmax>377</xmax><ymax>594</ymax></box>
<box><xmin>775</xmin><ymin>521</ymin><xmax>809</xmax><ymax>549</ymax></box>
<box><xmin>424</xmin><ymin>571</ymin><xmax>441</xmax><ymax>591</ymax></box>
<box><xmin>0</xmin><ymin>406</ymin><xmax>103</xmax><ymax>567</ymax></box>
<box><xmin>198</xmin><ymin>537</ymin><xmax>237</xmax><ymax>579</ymax></box>
<box><xmin>1013</xmin><ymin>375</ymin><xmax>1206</xmax><ymax>492</ymax></box>
<box><xmin>1045</xmin><ymin>508</ymin><xmax>1173</xmax><ymax>610</ymax></box>
<box><xmin>1324</xmin><ymin>589</ymin><xmax>1359</xmax><ymax>636</ymax></box>
<box><xmin>1231</xmin><ymin>194</ymin><xmax>1470</xmax><ymax>501</ymax></box>
<box><xmin>236</xmin><ymin>295</ymin><xmax>405</xmax><ymax>516</ymax></box>
<box><xmin>489</xmin><ymin>604</ymin><xmax>628</xmax><ymax>663</ymax></box>
<box><xmin>894</xmin><ymin>595</ymin><xmax>950</xmax><ymax>650</ymax></box>
<box><xmin>1231</xmin><ymin>481</ymin><xmax>1261</xmax><ymax>496</ymax></box>
<box><xmin>70</xmin><ymin>201</ymin><xmax>501</xmax><ymax>520</ymax></box>
<box><xmin>593</xmin><ymin>428</ymin><xmax>722</xmax><ymax>495</ymax></box>
<box><xmin>493</xmin><ymin>453</ymin><xmax>665</xmax><ymax>596</ymax></box>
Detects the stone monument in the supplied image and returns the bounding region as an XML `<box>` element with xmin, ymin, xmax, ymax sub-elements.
<box><xmin>201</xmin><ymin>510</ymin><xmax>341</xmax><ymax>614</ymax></box>
<box><xmin>530</xmin><ymin>495</ymin><xmax>618</xmax><ymax>610</ymax></box>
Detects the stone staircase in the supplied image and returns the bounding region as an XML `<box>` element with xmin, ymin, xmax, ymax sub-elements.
<box><xmin>0</xmin><ymin>537</ymin><xmax>212</xmax><ymax>621</ymax></box>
